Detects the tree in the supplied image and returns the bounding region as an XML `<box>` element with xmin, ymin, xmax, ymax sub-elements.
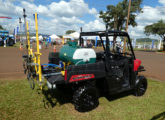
<box><xmin>66</xmin><ymin>30</ymin><xmax>75</xmax><ymax>35</ymax></box>
<box><xmin>99</xmin><ymin>0</ymin><xmax>142</xmax><ymax>30</ymax></box>
<box><xmin>144</xmin><ymin>20</ymin><xmax>165</xmax><ymax>51</ymax></box>
<box><xmin>99</xmin><ymin>0</ymin><xmax>142</xmax><ymax>51</ymax></box>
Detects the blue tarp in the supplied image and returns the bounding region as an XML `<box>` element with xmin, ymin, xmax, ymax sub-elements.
<box><xmin>0</xmin><ymin>30</ymin><xmax>9</xmax><ymax>37</ymax></box>
<box><xmin>49</xmin><ymin>37</ymin><xmax>51</xmax><ymax>43</ymax></box>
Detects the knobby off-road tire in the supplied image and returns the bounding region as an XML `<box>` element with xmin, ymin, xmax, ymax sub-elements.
<box><xmin>134</xmin><ymin>76</ymin><xmax>147</xmax><ymax>96</ymax></box>
<box><xmin>73</xmin><ymin>85</ymin><xmax>99</xmax><ymax>112</ymax></box>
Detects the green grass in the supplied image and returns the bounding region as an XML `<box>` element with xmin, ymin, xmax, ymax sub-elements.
<box><xmin>0</xmin><ymin>79</ymin><xmax>165</xmax><ymax>120</ymax></box>
<box><xmin>12</xmin><ymin>42</ymin><xmax>21</xmax><ymax>48</ymax></box>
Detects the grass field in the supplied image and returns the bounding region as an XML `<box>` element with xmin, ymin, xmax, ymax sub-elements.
<box><xmin>0</xmin><ymin>79</ymin><xmax>165</xmax><ymax>120</ymax></box>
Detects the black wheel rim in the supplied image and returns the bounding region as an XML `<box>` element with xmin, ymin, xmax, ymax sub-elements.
<box><xmin>137</xmin><ymin>83</ymin><xmax>146</xmax><ymax>96</ymax></box>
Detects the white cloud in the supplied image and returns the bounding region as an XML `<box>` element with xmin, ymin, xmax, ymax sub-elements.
<box><xmin>20</xmin><ymin>0</ymin><xmax>95</xmax><ymax>18</ymax></box>
<box><xmin>158</xmin><ymin>0</ymin><xmax>165</xmax><ymax>5</ymax></box>
<box><xmin>0</xmin><ymin>0</ymin><xmax>22</xmax><ymax>17</ymax></box>
<box><xmin>128</xmin><ymin>3</ymin><xmax>165</xmax><ymax>39</ymax></box>
<box><xmin>83</xmin><ymin>19</ymin><xmax>105</xmax><ymax>32</ymax></box>
<box><xmin>38</xmin><ymin>5</ymin><xmax>49</xmax><ymax>15</ymax></box>
<box><xmin>89</xmin><ymin>8</ymin><xmax>97</xmax><ymax>15</ymax></box>
<box><xmin>28</xmin><ymin>0</ymin><xmax>34</xmax><ymax>2</ymax></box>
<box><xmin>60</xmin><ymin>16</ymin><xmax>84</xmax><ymax>25</ymax></box>
<box><xmin>2</xmin><ymin>0</ymin><xmax>165</xmax><ymax>39</ymax></box>
<box><xmin>0</xmin><ymin>0</ymin><xmax>98</xmax><ymax>35</ymax></box>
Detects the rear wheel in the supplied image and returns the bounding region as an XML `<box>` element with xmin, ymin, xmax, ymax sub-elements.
<box><xmin>134</xmin><ymin>76</ymin><xmax>147</xmax><ymax>96</ymax></box>
<box><xmin>73</xmin><ymin>84</ymin><xmax>99</xmax><ymax>112</ymax></box>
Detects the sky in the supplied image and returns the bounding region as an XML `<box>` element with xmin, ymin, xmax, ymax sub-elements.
<box><xmin>0</xmin><ymin>0</ymin><xmax>165</xmax><ymax>39</ymax></box>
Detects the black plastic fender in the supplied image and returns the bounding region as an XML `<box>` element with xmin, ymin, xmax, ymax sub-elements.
<box><xmin>135</xmin><ymin>76</ymin><xmax>147</xmax><ymax>86</ymax></box>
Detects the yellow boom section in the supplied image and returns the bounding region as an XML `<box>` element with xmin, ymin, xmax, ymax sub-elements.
<box><xmin>26</xmin><ymin>21</ymin><xmax>33</xmax><ymax>56</ymax></box>
<box><xmin>34</xmin><ymin>13</ymin><xmax>42</xmax><ymax>89</ymax></box>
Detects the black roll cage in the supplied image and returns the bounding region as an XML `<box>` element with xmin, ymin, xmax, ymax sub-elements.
<box><xmin>79</xmin><ymin>30</ymin><xmax>136</xmax><ymax>60</ymax></box>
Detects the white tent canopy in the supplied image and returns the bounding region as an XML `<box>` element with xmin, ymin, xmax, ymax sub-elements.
<box><xmin>63</xmin><ymin>35</ymin><xmax>72</xmax><ymax>39</ymax></box>
<box><xmin>39</xmin><ymin>35</ymin><xmax>43</xmax><ymax>41</ymax></box>
<box><xmin>50</xmin><ymin>34</ymin><xmax>60</xmax><ymax>39</ymax></box>
<box><xmin>31</xmin><ymin>36</ymin><xmax>43</xmax><ymax>41</ymax></box>
<box><xmin>69</xmin><ymin>32</ymin><xmax>80</xmax><ymax>39</ymax></box>
<box><xmin>31</xmin><ymin>36</ymin><xmax>36</xmax><ymax>40</ymax></box>
<box><xmin>50</xmin><ymin>34</ymin><xmax>60</xmax><ymax>42</ymax></box>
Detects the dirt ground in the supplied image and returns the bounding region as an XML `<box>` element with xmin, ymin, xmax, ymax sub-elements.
<box><xmin>0</xmin><ymin>46</ymin><xmax>164</xmax><ymax>81</ymax></box>
<box><xmin>136</xmin><ymin>51</ymin><xmax>165</xmax><ymax>81</ymax></box>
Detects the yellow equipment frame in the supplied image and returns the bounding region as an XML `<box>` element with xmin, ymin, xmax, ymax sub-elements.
<box><xmin>34</xmin><ymin>13</ymin><xmax>42</xmax><ymax>90</ymax></box>
<box><xmin>26</xmin><ymin>21</ymin><xmax>33</xmax><ymax>57</ymax></box>
<box><xmin>26</xmin><ymin>13</ymin><xmax>43</xmax><ymax>90</ymax></box>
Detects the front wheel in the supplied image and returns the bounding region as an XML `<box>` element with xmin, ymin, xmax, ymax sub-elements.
<box><xmin>72</xmin><ymin>85</ymin><xmax>99</xmax><ymax>112</ymax></box>
<box><xmin>134</xmin><ymin>76</ymin><xmax>147</xmax><ymax>96</ymax></box>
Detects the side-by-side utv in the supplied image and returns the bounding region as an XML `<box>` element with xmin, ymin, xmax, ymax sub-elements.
<box><xmin>45</xmin><ymin>30</ymin><xmax>147</xmax><ymax>112</ymax></box>
<box><xmin>24</xmin><ymin>30</ymin><xmax>147</xmax><ymax>112</ymax></box>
